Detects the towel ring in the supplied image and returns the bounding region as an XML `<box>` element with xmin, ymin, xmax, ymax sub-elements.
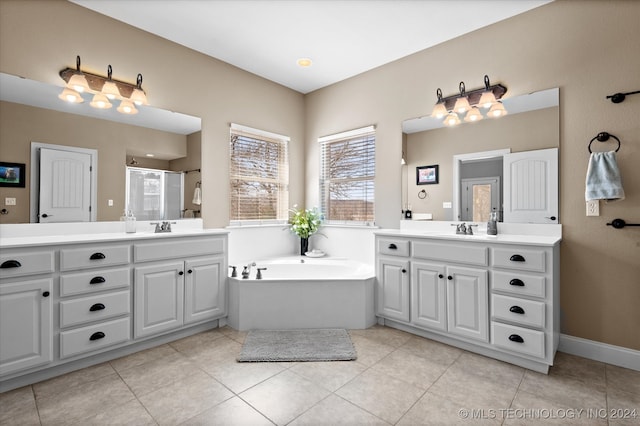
<box><xmin>588</xmin><ymin>132</ymin><xmax>620</xmax><ymax>153</ymax></box>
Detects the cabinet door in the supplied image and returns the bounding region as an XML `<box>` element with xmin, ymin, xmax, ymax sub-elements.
<box><xmin>446</xmin><ymin>266</ymin><xmax>488</xmax><ymax>342</ymax></box>
<box><xmin>411</xmin><ymin>261</ymin><xmax>446</xmax><ymax>331</ymax></box>
<box><xmin>184</xmin><ymin>256</ymin><xmax>225</xmax><ymax>324</ymax></box>
<box><xmin>376</xmin><ymin>257</ymin><xmax>410</xmax><ymax>322</ymax></box>
<box><xmin>0</xmin><ymin>279</ymin><xmax>53</xmax><ymax>376</ymax></box>
<box><xmin>134</xmin><ymin>262</ymin><xmax>184</xmax><ymax>338</ymax></box>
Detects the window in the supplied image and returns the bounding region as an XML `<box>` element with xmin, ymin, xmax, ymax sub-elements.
<box><xmin>319</xmin><ymin>125</ymin><xmax>375</xmax><ymax>224</ymax></box>
<box><xmin>229</xmin><ymin>124</ymin><xmax>289</xmax><ymax>222</ymax></box>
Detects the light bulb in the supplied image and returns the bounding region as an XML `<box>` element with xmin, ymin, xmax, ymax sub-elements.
<box><xmin>453</xmin><ymin>96</ymin><xmax>470</xmax><ymax>114</ymax></box>
<box><xmin>58</xmin><ymin>87</ymin><xmax>84</xmax><ymax>103</ymax></box>
<box><xmin>117</xmin><ymin>99</ymin><xmax>138</xmax><ymax>115</ymax></box>
<box><xmin>101</xmin><ymin>80</ymin><xmax>120</xmax><ymax>100</ymax></box>
<box><xmin>443</xmin><ymin>112</ymin><xmax>461</xmax><ymax>127</ymax></box>
<box><xmin>431</xmin><ymin>102</ymin><xmax>448</xmax><ymax>119</ymax></box>
<box><xmin>90</xmin><ymin>93</ymin><xmax>112</xmax><ymax>109</ymax></box>
<box><xmin>478</xmin><ymin>90</ymin><xmax>497</xmax><ymax>109</ymax></box>
<box><xmin>464</xmin><ymin>107</ymin><xmax>483</xmax><ymax>122</ymax></box>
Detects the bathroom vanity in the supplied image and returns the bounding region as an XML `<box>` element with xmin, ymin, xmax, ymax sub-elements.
<box><xmin>375</xmin><ymin>224</ymin><xmax>561</xmax><ymax>373</ymax></box>
<box><xmin>0</xmin><ymin>222</ymin><xmax>228</xmax><ymax>391</ymax></box>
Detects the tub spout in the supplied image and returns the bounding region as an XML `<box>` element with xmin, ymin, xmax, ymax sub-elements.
<box><xmin>242</xmin><ymin>262</ymin><xmax>256</xmax><ymax>279</ymax></box>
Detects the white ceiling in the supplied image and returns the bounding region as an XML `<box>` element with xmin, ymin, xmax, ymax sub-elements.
<box><xmin>71</xmin><ymin>0</ymin><xmax>552</xmax><ymax>94</ymax></box>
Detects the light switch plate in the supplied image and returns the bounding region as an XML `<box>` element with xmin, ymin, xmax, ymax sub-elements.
<box><xmin>443</xmin><ymin>201</ymin><xmax>452</xmax><ymax>209</ymax></box>
<box><xmin>108</xmin><ymin>199</ymin><xmax>114</xmax><ymax>206</ymax></box>
<box><xmin>586</xmin><ymin>200</ymin><xmax>599</xmax><ymax>216</ymax></box>
<box><xmin>5</xmin><ymin>197</ymin><xmax>16</xmax><ymax>206</ymax></box>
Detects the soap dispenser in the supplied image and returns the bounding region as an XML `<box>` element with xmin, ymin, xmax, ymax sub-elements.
<box><xmin>125</xmin><ymin>210</ymin><xmax>137</xmax><ymax>233</ymax></box>
<box><xmin>487</xmin><ymin>210</ymin><xmax>498</xmax><ymax>236</ymax></box>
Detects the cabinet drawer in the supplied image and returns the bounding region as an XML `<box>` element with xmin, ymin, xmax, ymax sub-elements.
<box><xmin>377</xmin><ymin>239</ymin><xmax>410</xmax><ymax>257</ymax></box>
<box><xmin>60</xmin><ymin>245</ymin><xmax>130</xmax><ymax>271</ymax></box>
<box><xmin>134</xmin><ymin>237</ymin><xmax>225</xmax><ymax>263</ymax></box>
<box><xmin>492</xmin><ymin>247</ymin><xmax>546</xmax><ymax>272</ymax></box>
<box><xmin>492</xmin><ymin>270</ymin><xmax>545</xmax><ymax>299</ymax></box>
<box><xmin>492</xmin><ymin>322</ymin><xmax>545</xmax><ymax>359</ymax></box>
<box><xmin>60</xmin><ymin>317</ymin><xmax>130</xmax><ymax>359</ymax></box>
<box><xmin>413</xmin><ymin>240</ymin><xmax>488</xmax><ymax>266</ymax></box>
<box><xmin>492</xmin><ymin>294</ymin><xmax>545</xmax><ymax>328</ymax></box>
<box><xmin>60</xmin><ymin>290</ymin><xmax>130</xmax><ymax>328</ymax></box>
<box><xmin>0</xmin><ymin>251</ymin><xmax>55</xmax><ymax>278</ymax></box>
<box><xmin>60</xmin><ymin>267</ymin><xmax>130</xmax><ymax>297</ymax></box>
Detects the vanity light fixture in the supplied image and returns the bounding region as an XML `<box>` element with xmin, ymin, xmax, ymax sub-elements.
<box><xmin>297</xmin><ymin>58</ymin><xmax>313</xmax><ymax>67</ymax></box>
<box><xmin>58</xmin><ymin>55</ymin><xmax>148</xmax><ymax>115</ymax></box>
<box><xmin>431</xmin><ymin>75</ymin><xmax>507</xmax><ymax>127</ymax></box>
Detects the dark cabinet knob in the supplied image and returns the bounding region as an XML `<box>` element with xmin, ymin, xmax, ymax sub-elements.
<box><xmin>508</xmin><ymin>334</ymin><xmax>524</xmax><ymax>343</ymax></box>
<box><xmin>447</xmin><ymin>275</ymin><xmax>453</xmax><ymax>280</ymax></box>
<box><xmin>509</xmin><ymin>254</ymin><xmax>525</xmax><ymax>262</ymax></box>
<box><xmin>89</xmin><ymin>303</ymin><xmax>105</xmax><ymax>312</ymax></box>
<box><xmin>42</xmin><ymin>291</ymin><xmax>50</xmax><ymax>297</ymax></box>
<box><xmin>90</xmin><ymin>253</ymin><xmax>106</xmax><ymax>260</ymax></box>
<box><xmin>187</xmin><ymin>269</ymin><xmax>193</xmax><ymax>274</ymax></box>
<box><xmin>401</xmin><ymin>269</ymin><xmax>407</xmax><ymax>273</ymax></box>
<box><xmin>90</xmin><ymin>276</ymin><xmax>106</xmax><ymax>284</ymax></box>
<box><xmin>41</xmin><ymin>213</ymin><xmax>50</xmax><ymax>218</ymax></box>
<box><xmin>509</xmin><ymin>278</ymin><xmax>524</xmax><ymax>287</ymax></box>
<box><xmin>178</xmin><ymin>271</ymin><xmax>184</xmax><ymax>276</ymax></box>
<box><xmin>509</xmin><ymin>306</ymin><xmax>525</xmax><ymax>314</ymax></box>
<box><xmin>89</xmin><ymin>332</ymin><xmax>105</xmax><ymax>341</ymax></box>
<box><xmin>438</xmin><ymin>274</ymin><xmax>444</xmax><ymax>279</ymax></box>
<box><xmin>388</xmin><ymin>243</ymin><xmax>397</xmax><ymax>250</ymax></box>
<box><xmin>1</xmin><ymin>260</ymin><xmax>22</xmax><ymax>269</ymax></box>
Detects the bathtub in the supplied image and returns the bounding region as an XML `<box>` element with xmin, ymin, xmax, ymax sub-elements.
<box><xmin>227</xmin><ymin>257</ymin><xmax>376</xmax><ymax>331</ymax></box>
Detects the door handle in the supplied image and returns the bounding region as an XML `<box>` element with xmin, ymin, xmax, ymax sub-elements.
<box><xmin>41</xmin><ymin>213</ymin><xmax>53</xmax><ymax>218</ymax></box>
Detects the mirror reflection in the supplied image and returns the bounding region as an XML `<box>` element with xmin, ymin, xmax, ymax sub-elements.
<box><xmin>0</xmin><ymin>73</ymin><xmax>202</xmax><ymax>223</ymax></box>
<box><xmin>402</xmin><ymin>88</ymin><xmax>559</xmax><ymax>223</ymax></box>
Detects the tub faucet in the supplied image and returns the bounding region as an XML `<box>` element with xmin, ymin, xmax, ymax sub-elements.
<box><xmin>242</xmin><ymin>262</ymin><xmax>256</xmax><ymax>279</ymax></box>
<box><xmin>256</xmin><ymin>267</ymin><xmax>267</xmax><ymax>280</ymax></box>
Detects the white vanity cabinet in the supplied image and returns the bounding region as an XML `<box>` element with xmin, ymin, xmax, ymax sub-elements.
<box><xmin>133</xmin><ymin>236</ymin><xmax>227</xmax><ymax>339</ymax></box>
<box><xmin>375</xmin><ymin>231</ymin><xmax>560</xmax><ymax>373</ymax></box>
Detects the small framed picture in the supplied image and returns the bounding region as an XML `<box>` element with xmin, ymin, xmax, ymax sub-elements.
<box><xmin>0</xmin><ymin>162</ymin><xmax>26</xmax><ymax>188</ymax></box>
<box><xmin>416</xmin><ymin>164</ymin><xmax>439</xmax><ymax>185</ymax></box>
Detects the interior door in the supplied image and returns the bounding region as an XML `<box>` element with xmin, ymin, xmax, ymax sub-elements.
<box><xmin>503</xmin><ymin>148</ymin><xmax>558</xmax><ymax>224</ymax></box>
<box><xmin>460</xmin><ymin>177</ymin><xmax>500</xmax><ymax>222</ymax></box>
<box><xmin>39</xmin><ymin>148</ymin><xmax>92</xmax><ymax>223</ymax></box>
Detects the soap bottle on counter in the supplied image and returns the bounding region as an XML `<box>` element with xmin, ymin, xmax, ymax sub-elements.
<box><xmin>125</xmin><ymin>210</ymin><xmax>136</xmax><ymax>233</ymax></box>
<box><xmin>487</xmin><ymin>210</ymin><xmax>498</xmax><ymax>236</ymax></box>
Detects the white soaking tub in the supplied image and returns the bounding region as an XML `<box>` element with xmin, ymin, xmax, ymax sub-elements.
<box><xmin>227</xmin><ymin>257</ymin><xmax>376</xmax><ymax>331</ymax></box>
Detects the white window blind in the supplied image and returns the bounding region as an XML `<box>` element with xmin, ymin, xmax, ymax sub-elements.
<box><xmin>319</xmin><ymin>125</ymin><xmax>375</xmax><ymax>224</ymax></box>
<box><xmin>229</xmin><ymin>124</ymin><xmax>289</xmax><ymax>222</ymax></box>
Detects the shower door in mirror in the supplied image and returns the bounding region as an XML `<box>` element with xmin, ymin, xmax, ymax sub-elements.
<box><xmin>126</xmin><ymin>167</ymin><xmax>184</xmax><ymax>220</ymax></box>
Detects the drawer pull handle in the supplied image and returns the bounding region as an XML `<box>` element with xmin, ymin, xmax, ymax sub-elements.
<box><xmin>90</xmin><ymin>332</ymin><xmax>105</xmax><ymax>341</ymax></box>
<box><xmin>90</xmin><ymin>252</ymin><xmax>106</xmax><ymax>260</ymax></box>
<box><xmin>388</xmin><ymin>243</ymin><xmax>397</xmax><ymax>250</ymax></box>
<box><xmin>508</xmin><ymin>334</ymin><xmax>524</xmax><ymax>343</ymax></box>
<box><xmin>509</xmin><ymin>305</ymin><xmax>525</xmax><ymax>314</ymax></box>
<box><xmin>89</xmin><ymin>303</ymin><xmax>105</xmax><ymax>312</ymax></box>
<box><xmin>509</xmin><ymin>278</ymin><xmax>525</xmax><ymax>287</ymax></box>
<box><xmin>510</xmin><ymin>254</ymin><xmax>525</xmax><ymax>262</ymax></box>
<box><xmin>1</xmin><ymin>260</ymin><xmax>22</xmax><ymax>268</ymax></box>
<box><xmin>90</xmin><ymin>276</ymin><xmax>106</xmax><ymax>285</ymax></box>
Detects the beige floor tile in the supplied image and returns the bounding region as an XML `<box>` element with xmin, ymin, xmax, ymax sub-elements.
<box><xmin>180</xmin><ymin>335</ymin><xmax>242</xmax><ymax>364</ymax></box>
<box><xmin>519</xmin><ymin>370</ymin><xmax>607</xmax><ymax>409</ymax></box>
<box><xmin>68</xmin><ymin>398</ymin><xmax>156</xmax><ymax>426</ymax></box>
<box><xmin>398</xmin><ymin>336</ymin><xmax>463</xmax><ymax>366</ymax></box>
<box><xmin>549</xmin><ymin>352</ymin><xmax>606</xmax><ymax>391</ymax></box>
<box><xmin>240</xmin><ymin>370</ymin><xmax>331</xmax><ymax>425</ymax></box>
<box><xmin>505</xmin><ymin>390</ymin><xmax>607</xmax><ymax>425</ymax></box>
<box><xmin>290</xmin><ymin>394</ymin><xmax>389</xmax><ymax>425</ymax></box>
<box><xmin>181</xmin><ymin>396</ymin><xmax>274</xmax><ymax>426</ymax></box>
<box><xmin>117</xmin><ymin>352</ymin><xmax>203</xmax><ymax>397</ymax></box>
<box><xmin>607</xmin><ymin>387</ymin><xmax>640</xmax><ymax>426</ymax></box>
<box><xmin>219</xmin><ymin>326</ymin><xmax>248</xmax><ymax>344</ymax></box>
<box><xmin>168</xmin><ymin>329</ymin><xmax>225</xmax><ymax>354</ymax></box>
<box><xmin>336</xmin><ymin>368</ymin><xmax>425</xmax><ymax>424</ymax></box>
<box><xmin>33</xmin><ymin>362</ymin><xmax>115</xmax><ymax>399</ymax></box>
<box><xmin>398</xmin><ymin>391</ymin><xmax>501</xmax><ymax>425</ymax></box>
<box><xmin>138</xmin><ymin>371</ymin><xmax>233</xmax><ymax>426</ymax></box>
<box><xmin>370</xmin><ymin>348</ymin><xmax>448</xmax><ymax>390</ymax></box>
<box><xmin>36</xmin><ymin>372</ymin><xmax>135</xmax><ymax>426</ymax></box>
<box><xmin>290</xmin><ymin>360</ymin><xmax>367</xmax><ymax>392</ymax></box>
<box><xmin>428</xmin><ymin>365</ymin><xmax>519</xmax><ymax>410</ymax></box>
<box><xmin>0</xmin><ymin>385</ymin><xmax>38</xmax><ymax>425</ymax></box>
<box><xmin>201</xmin><ymin>359</ymin><xmax>285</xmax><ymax>393</ymax></box>
<box><xmin>349</xmin><ymin>325</ymin><xmax>413</xmax><ymax>348</ymax></box>
<box><xmin>607</xmin><ymin>364</ymin><xmax>640</xmax><ymax>396</ymax></box>
<box><xmin>448</xmin><ymin>351</ymin><xmax>525</xmax><ymax>388</ymax></box>
<box><xmin>348</xmin><ymin>335</ymin><xmax>396</xmax><ymax>367</ymax></box>
<box><xmin>109</xmin><ymin>343</ymin><xmax>178</xmax><ymax>373</ymax></box>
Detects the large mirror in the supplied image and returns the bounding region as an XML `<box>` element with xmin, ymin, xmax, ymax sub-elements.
<box><xmin>0</xmin><ymin>73</ymin><xmax>202</xmax><ymax>223</ymax></box>
<box><xmin>402</xmin><ymin>88</ymin><xmax>559</xmax><ymax>223</ymax></box>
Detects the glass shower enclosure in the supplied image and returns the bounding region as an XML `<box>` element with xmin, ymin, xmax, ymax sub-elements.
<box><xmin>126</xmin><ymin>167</ymin><xmax>184</xmax><ymax>220</ymax></box>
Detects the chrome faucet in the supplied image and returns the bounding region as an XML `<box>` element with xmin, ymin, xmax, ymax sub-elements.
<box><xmin>452</xmin><ymin>222</ymin><xmax>477</xmax><ymax>235</ymax></box>
<box><xmin>242</xmin><ymin>262</ymin><xmax>256</xmax><ymax>279</ymax></box>
<box><xmin>151</xmin><ymin>221</ymin><xmax>175</xmax><ymax>233</ymax></box>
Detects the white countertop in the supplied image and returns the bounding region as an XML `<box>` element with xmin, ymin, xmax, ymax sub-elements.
<box><xmin>374</xmin><ymin>229</ymin><xmax>561</xmax><ymax>246</ymax></box>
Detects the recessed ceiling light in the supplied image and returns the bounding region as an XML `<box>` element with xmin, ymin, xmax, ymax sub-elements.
<box><xmin>297</xmin><ymin>58</ymin><xmax>313</xmax><ymax>68</ymax></box>
<box><xmin>145</xmin><ymin>153</ymin><xmax>155</xmax><ymax>157</ymax></box>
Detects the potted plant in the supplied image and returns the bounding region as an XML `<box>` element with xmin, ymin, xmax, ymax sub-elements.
<box><xmin>288</xmin><ymin>205</ymin><xmax>324</xmax><ymax>255</ymax></box>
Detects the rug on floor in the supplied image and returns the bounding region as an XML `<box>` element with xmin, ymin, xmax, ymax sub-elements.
<box><xmin>237</xmin><ymin>328</ymin><xmax>357</xmax><ymax>362</ymax></box>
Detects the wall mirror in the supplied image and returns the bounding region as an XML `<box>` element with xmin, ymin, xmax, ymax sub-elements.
<box><xmin>401</xmin><ymin>88</ymin><xmax>559</xmax><ymax>224</ymax></box>
<box><xmin>0</xmin><ymin>72</ymin><xmax>202</xmax><ymax>223</ymax></box>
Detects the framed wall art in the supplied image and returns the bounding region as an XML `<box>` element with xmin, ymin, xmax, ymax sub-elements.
<box><xmin>416</xmin><ymin>164</ymin><xmax>439</xmax><ymax>185</ymax></box>
<box><xmin>0</xmin><ymin>162</ymin><xmax>26</xmax><ymax>188</ymax></box>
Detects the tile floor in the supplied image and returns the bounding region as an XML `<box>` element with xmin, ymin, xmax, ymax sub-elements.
<box><xmin>1</xmin><ymin>325</ymin><xmax>639</xmax><ymax>425</ymax></box>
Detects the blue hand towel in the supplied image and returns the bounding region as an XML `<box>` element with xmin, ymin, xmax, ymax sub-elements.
<box><xmin>585</xmin><ymin>151</ymin><xmax>625</xmax><ymax>201</ymax></box>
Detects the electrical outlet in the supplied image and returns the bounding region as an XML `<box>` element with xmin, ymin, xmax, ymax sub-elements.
<box><xmin>5</xmin><ymin>197</ymin><xmax>16</xmax><ymax>206</ymax></box>
<box><xmin>108</xmin><ymin>199</ymin><xmax>114</xmax><ymax>207</ymax></box>
<box><xmin>586</xmin><ymin>200</ymin><xmax>599</xmax><ymax>216</ymax></box>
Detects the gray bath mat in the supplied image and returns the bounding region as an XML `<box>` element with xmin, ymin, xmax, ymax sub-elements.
<box><xmin>237</xmin><ymin>329</ymin><xmax>357</xmax><ymax>362</ymax></box>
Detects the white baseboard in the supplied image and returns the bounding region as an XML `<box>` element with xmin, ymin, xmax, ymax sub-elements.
<box><xmin>558</xmin><ymin>334</ymin><xmax>640</xmax><ymax>371</ymax></box>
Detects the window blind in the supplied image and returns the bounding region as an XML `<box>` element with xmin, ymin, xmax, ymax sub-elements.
<box><xmin>319</xmin><ymin>125</ymin><xmax>375</xmax><ymax>224</ymax></box>
<box><xmin>229</xmin><ymin>124</ymin><xmax>289</xmax><ymax>222</ymax></box>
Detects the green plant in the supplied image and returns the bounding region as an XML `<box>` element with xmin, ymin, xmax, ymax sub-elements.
<box><xmin>288</xmin><ymin>205</ymin><xmax>324</xmax><ymax>238</ymax></box>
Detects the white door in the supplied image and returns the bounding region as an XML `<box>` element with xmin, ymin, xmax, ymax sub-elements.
<box><xmin>184</xmin><ymin>256</ymin><xmax>225</xmax><ymax>324</ymax></box>
<box><xmin>446</xmin><ymin>266</ymin><xmax>488</xmax><ymax>342</ymax></box>
<box><xmin>39</xmin><ymin>148</ymin><xmax>92</xmax><ymax>222</ymax></box>
<box><xmin>376</xmin><ymin>257</ymin><xmax>410</xmax><ymax>322</ymax></box>
<box><xmin>411</xmin><ymin>261</ymin><xmax>447</xmax><ymax>331</ymax></box>
<box><xmin>503</xmin><ymin>148</ymin><xmax>558</xmax><ymax>224</ymax></box>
